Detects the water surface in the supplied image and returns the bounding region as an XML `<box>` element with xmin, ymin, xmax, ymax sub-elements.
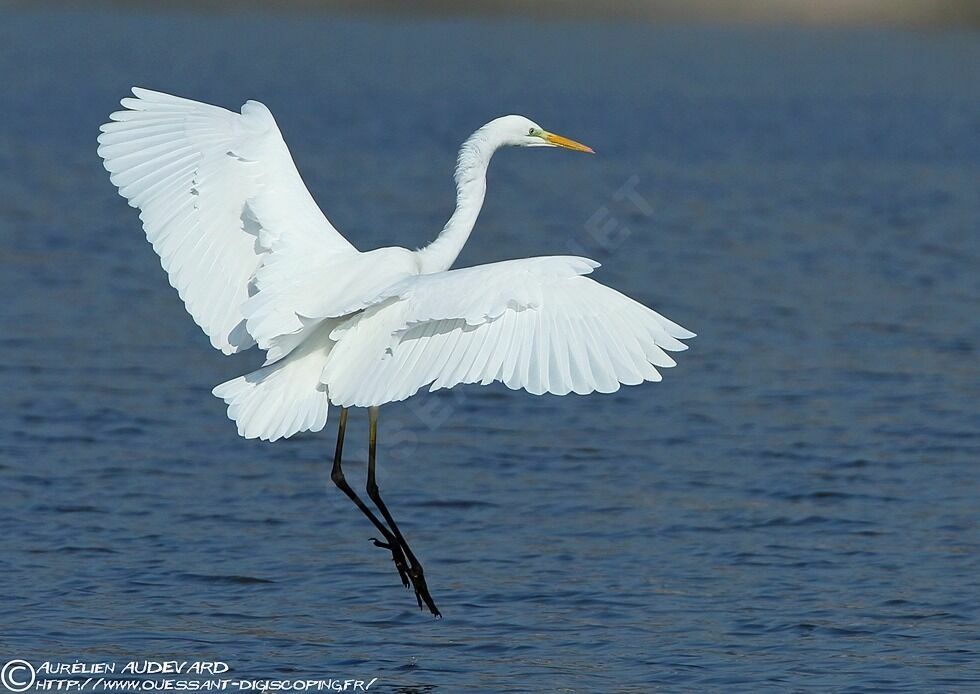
<box><xmin>1</xmin><ymin>9</ymin><xmax>978</xmax><ymax>692</ymax></box>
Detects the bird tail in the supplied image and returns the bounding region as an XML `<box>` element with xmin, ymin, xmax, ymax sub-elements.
<box><xmin>212</xmin><ymin>321</ymin><xmax>336</xmax><ymax>441</ymax></box>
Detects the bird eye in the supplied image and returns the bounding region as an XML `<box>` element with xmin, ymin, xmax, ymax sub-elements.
<box><xmin>528</xmin><ymin>128</ymin><xmax>535</xmax><ymax>135</ymax></box>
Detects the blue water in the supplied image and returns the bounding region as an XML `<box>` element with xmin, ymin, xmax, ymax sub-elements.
<box><xmin>1</xmin><ymin>8</ymin><xmax>978</xmax><ymax>692</ymax></box>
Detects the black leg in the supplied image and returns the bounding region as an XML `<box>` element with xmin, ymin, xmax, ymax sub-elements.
<box><xmin>366</xmin><ymin>406</ymin><xmax>442</xmax><ymax>617</ymax></box>
<box><xmin>330</xmin><ymin>407</ymin><xmax>410</xmax><ymax>589</ymax></box>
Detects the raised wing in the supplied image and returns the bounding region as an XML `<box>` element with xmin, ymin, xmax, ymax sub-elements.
<box><xmin>322</xmin><ymin>256</ymin><xmax>695</xmax><ymax>407</ymax></box>
<box><xmin>98</xmin><ymin>87</ymin><xmax>357</xmax><ymax>354</ymax></box>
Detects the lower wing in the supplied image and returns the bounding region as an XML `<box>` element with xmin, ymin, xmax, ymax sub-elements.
<box><xmin>322</xmin><ymin>256</ymin><xmax>695</xmax><ymax>407</ymax></box>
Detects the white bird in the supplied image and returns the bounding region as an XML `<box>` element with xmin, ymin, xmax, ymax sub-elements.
<box><xmin>98</xmin><ymin>87</ymin><xmax>694</xmax><ymax>616</ymax></box>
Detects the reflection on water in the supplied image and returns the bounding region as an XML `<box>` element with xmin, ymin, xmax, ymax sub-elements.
<box><xmin>1</xmin><ymin>8</ymin><xmax>978</xmax><ymax>692</ymax></box>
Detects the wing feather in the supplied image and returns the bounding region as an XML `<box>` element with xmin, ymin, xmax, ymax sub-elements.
<box><xmin>323</xmin><ymin>256</ymin><xmax>694</xmax><ymax>407</ymax></box>
<box><xmin>99</xmin><ymin>87</ymin><xmax>357</xmax><ymax>355</ymax></box>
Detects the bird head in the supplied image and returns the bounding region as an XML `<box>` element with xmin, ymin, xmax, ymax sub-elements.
<box><xmin>492</xmin><ymin>115</ymin><xmax>594</xmax><ymax>153</ymax></box>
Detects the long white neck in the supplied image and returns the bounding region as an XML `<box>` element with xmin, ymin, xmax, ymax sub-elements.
<box><xmin>416</xmin><ymin>127</ymin><xmax>498</xmax><ymax>274</ymax></box>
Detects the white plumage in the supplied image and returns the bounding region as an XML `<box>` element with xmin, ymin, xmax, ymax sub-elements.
<box><xmin>98</xmin><ymin>87</ymin><xmax>355</xmax><ymax>357</ymax></box>
<box><xmin>323</xmin><ymin>256</ymin><xmax>692</xmax><ymax>407</ymax></box>
<box><xmin>99</xmin><ymin>88</ymin><xmax>694</xmax><ymax>442</ymax></box>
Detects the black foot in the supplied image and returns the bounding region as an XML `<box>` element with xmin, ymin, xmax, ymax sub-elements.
<box><xmin>370</xmin><ymin>537</ymin><xmax>411</xmax><ymax>588</ymax></box>
<box><xmin>406</xmin><ymin>562</ymin><xmax>441</xmax><ymax>618</ymax></box>
<box><xmin>372</xmin><ymin>537</ymin><xmax>441</xmax><ymax>617</ymax></box>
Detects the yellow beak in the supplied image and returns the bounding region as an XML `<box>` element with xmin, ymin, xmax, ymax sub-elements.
<box><xmin>544</xmin><ymin>131</ymin><xmax>595</xmax><ymax>154</ymax></box>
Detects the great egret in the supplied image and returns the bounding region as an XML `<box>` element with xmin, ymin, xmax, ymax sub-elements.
<box><xmin>98</xmin><ymin>88</ymin><xmax>694</xmax><ymax>616</ymax></box>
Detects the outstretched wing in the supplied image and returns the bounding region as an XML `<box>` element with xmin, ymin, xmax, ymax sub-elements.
<box><xmin>322</xmin><ymin>256</ymin><xmax>695</xmax><ymax>407</ymax></box>
<box><xmin>98</xmin><ymin>87</ymin><xmax>357</xmax><ymax>354</ymax></box>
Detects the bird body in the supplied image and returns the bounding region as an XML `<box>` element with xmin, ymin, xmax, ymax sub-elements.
<box><xmin>100</xmin><ymin>88</ymin><xmax>694</xmax><ymax>614</ymax></box>
<box><xmin>99</xmin><ymin>88</ymin><xmax>693</xmax><ymax>442</ymax></box>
